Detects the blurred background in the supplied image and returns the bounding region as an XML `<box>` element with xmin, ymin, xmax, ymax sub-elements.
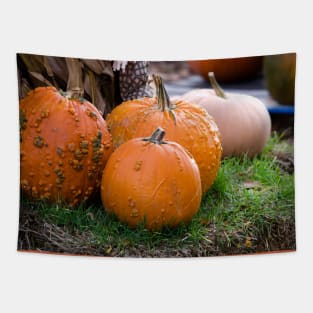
<box><xmin>17</xmin><ymin>54</ymin><xmax>295</xmax><ymax>140</ymax></box>
<box><xmin>149</xmin><ymin>54</ymin><xmax>295</xmax><ymax>139</ymax></box>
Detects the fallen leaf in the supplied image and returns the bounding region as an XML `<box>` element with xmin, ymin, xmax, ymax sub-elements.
<box><xmin>106</xmin><ymin>245</ymin><xmax>112</xmax><ymax>254</ymax></box>
<box><xmin>245</xmin><ymin>237</ymin><xmax>252</xmax><ymax>248</ymax></box>
<box><xmin>242</xmin><ymin>181</ymin><xmax>261</xmax><ymax>189</ymax></box>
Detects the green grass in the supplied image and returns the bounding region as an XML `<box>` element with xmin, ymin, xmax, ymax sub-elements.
<box><xmin>18</xmin><ymin>132</ymin><xmax>295</xmax><ymax>257</ymax></box>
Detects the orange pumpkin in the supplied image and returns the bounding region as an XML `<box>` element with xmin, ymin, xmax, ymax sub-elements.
<box><xmin>101</xmin><ymin>127</ymin><xmax>202</xmax><ymax>230</ymax></box>
<box><xmin>20</xmin><ymin>86</ymin><xmax>113</xmax><ymax>207</ymax></box>
<box><xmin>187</xmin><ymin>56</ymin><xmax>263</xmax><ymax>83</ymax></box>
<box><xmin>106</xmin><ymin>74</ymin><xmax>222</xmax><ymax>193</ymax></box>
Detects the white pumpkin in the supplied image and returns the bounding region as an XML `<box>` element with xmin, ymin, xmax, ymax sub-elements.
<box><xmin>177</xmin><ymin>72</ymin><xmax>271</xmax><ymax>157</ymax></box>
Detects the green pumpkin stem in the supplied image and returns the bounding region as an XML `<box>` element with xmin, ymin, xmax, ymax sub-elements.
<box><xmin>152</xmin><ymin>74</ymin><xmax>177</xmax><ymax>124</ymax></box>
<box><xmin>208</xmin><ymin>72</ymin><xmax>227</xmax><ymax>99</ymax></box>
<box><xmin>66</xmin><ymin>58</ymin><xmax>84</xmax><ymax>99</ymax></box>
<box><xmin>153</xmin><ymin>74</ymin><xmax>171</xmax><ymax>111</ymax></box>
<box><xmin>143</xmin><ymin>127</ymin><xmax>166</xmax><ymax>144</ymax></box>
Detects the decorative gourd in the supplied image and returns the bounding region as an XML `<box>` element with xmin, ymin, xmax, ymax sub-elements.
<box><xmin>179</xmin><ymin>72</ymin><xmax>271</xmax><ymax>158</ymax></box>
<box><xmin>263</xmin><ymin>53</ymin><xmax>296</xmax><ymax>105</ymax></box>
<box><xmin>106</xmin><ymin>74</ymin><xmax>222</xmax><ymax>194</ymax></box>
<box><xmin>187</xmin><ymin>56</ymin><xmax>263</xmax><ymax>83</ymax></box>
<box><xmin>101</xmin><ymin>127</ymin><xmax>202</xmax><ymax>230</ymax></box>
<box><xmin>20</xmin><ymin>58</ymin><xmax>113</xmax><ymax>207</ymax></box>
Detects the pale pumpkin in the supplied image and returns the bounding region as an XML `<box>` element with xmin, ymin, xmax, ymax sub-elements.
<box><xmin>101</xmin><ymin>127</ymin><xmax>202</xmax><ymax>230</ymax></box>
<box><xmin>179</xmin><ymin>72</ymin><xmax>271</xmax><ymax>158</ymax></box>
<box><xmin>106</xmin><ymin>74</ymin><xmax>222</xmax><ymax>193</ymax></box>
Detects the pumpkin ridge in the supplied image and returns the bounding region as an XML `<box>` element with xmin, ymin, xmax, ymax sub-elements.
<box><xmin>76</xmin><ymin>99</ymin><xmax>91</xmax><ymax>198</ymax></box>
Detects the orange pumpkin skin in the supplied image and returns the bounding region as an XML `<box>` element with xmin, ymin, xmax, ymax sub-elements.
<box><xmin>106</xmin><ymin>76</ymin><xmax>222</xmax><ymax>194</ymax></box>
<box><xmin>20</xmin><ymin>86</ymin><xmax>113</xmax><ymax>207</ymax></box>
<box><xmin>101</xmin><ymin>128</ymin><xmax>202</xmax><ymax>230</ymax></box>
<box><xmin>188</xmin><ymin>56</ymin><xmax>263</xmax><ymax>83</ymax></box>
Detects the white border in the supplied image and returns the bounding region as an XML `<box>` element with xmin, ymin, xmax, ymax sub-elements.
<box><xmin>1</xmin><ymin>1</ymin><xmax>312</xmax><ymax>312</ymax></box>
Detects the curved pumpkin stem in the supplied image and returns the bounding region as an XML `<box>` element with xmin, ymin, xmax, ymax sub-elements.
<box><xmin>208</xmin><ymin>72</ymin><xmax>227</xmax><ymax>99</ymax></box>
<box><xmin>152</xmin><ymin>74</ymin><xmax>177</xmax><ymax>124</ymax></box>
<box><xmin>152</xmin><ymin>74</ymin><xmax>172</xmax><ymax>111</ymax></box>
<box><xmin>143</xmin><ymin>127</ymin><xmax>166</xmax><ymax>144</ymax></box>
<box><xmin>66</xmin><ymin>58</ymin><xmax>84</xmax><ymax>98</ymax></box>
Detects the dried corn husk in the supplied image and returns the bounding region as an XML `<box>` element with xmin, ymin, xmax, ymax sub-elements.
<box><xmin>17</xmin><ymin>53</ymin><xmax>151</xmax><ymax>116</ymax></box>
<box><xmin>81</xmin><ymin>59</ymin><xmax>114</xmax><ymax>115</ymax></box>
<box><xmin>17</xmin><ymin>53</ymin><xmax>116</xmax><ymax>115</ymax></box>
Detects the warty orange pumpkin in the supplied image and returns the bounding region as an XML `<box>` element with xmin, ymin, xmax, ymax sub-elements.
<box><xmin>106</xmin><ymin>74</ymin><xmax>222</xmax><ymax>194</ymax></box>
<box><xmin>20</xmin><ymin>59</ymin><xmax>113</xmax><ymax>207</ymax></box>
<box><xmin>101</xmin><ymin>127</ymin><xmax>202</xmax><ymax>230</ymax></box>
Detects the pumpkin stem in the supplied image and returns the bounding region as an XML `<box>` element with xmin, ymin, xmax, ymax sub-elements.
<box><xmin>153</xmin><ymin>74</ymin><xmax>171</xmax><ymax>111</ymax></box>
<box><xmin>152</xmin><ymin>74</ymin><xmax>177</xmax><ymax>124</ymax></box>
<box><xmin>66</xmin><ymin>58</ymin><xmax>84</xmax><ymax>98</ymax></box>
<box><xmin>208</xmin><ymin>72</ymin><xmax>227</xmax><ymax>99</ymax></box>
<box><xmin>143</xmin><ymin>127</ymin><xmax>166</xmax><ymax>144</ymax></box>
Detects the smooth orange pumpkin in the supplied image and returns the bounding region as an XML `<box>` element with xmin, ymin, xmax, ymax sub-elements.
<box><xmin>179</xmin><ymin>73</ymin><xmax>271</xmax><ymax>158</ymax></box>
<box><xmin>101</xmin><ymin>127</ymin><xmax>202</xmax><ymax>230</ymax></box>
<box><xmin>106</xmin><ymin>75</ymin><xmax>222</xmax><ymax>194</ymax></box>
<box><xmin>20</xmin><ymin>86</ymin><xmax>113</xmax><ymax>207</ymax></box>
<box><xmin>187</xmin><ymin>56</ymin><xmax>263</xmax><ymax>83</ymax></box>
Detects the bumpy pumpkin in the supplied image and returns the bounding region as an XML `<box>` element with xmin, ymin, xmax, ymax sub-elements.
<box><xmin>263</xmin><ymin>53</ymin><xmax>296</xmax><ymax>105</ymax></box>
<box><xmin>106</xmin><ymin>74</ymin><xmax>222</xmax><ymax>193</ymax></box>
<box><xmin>20</xmin><ymin>86</ymin><xmax>113</xmax><ymax>207</ymax></box>
<box><xmin>187</xmin><ymin>56</ymin><xmax>263</xmax><ymax>83</ymax></box>
<box><xmin>101</xmin><ymin>127</ymin><xmax>202</xmax><ymax>230</ymax></box>
<box><xmin>179</xmin><ymin>72</ymin><xmax>271</xmax><ymax>158</ymax></box>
